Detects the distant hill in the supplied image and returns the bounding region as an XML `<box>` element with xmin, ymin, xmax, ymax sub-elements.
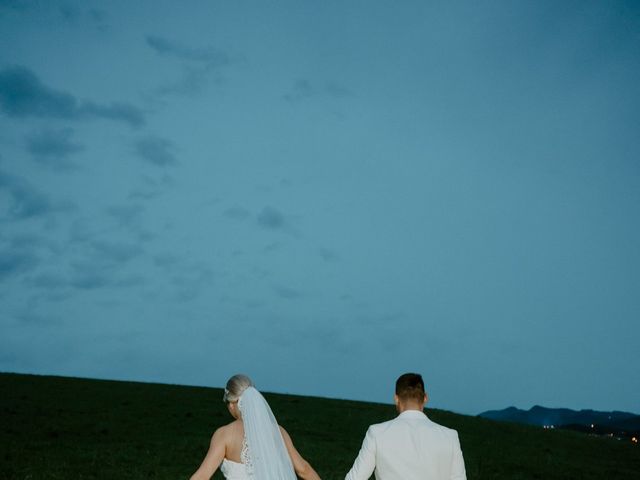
<box><xmin>1</xmin><ymin>372</ymin><xmax>639</xmax><ymax>479</ymax></box>
<box><xmin>479</xmin><ymin>405</ymin><xmax>640</xmax><ymax>437</ymax></box>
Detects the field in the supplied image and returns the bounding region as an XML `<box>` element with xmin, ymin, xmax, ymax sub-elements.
<box><xmin>1</xmin><ymin>372</ymin><xmax>638</xmax><ymax>479</ymax></box>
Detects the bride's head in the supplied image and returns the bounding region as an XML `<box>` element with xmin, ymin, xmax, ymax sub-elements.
<box><xmin>224</xmin><ymin>374</ymin><xmax>253</xmax><ymax>403</ymax></box>
<box><xmin>224</xmin><ymin>374</ymin><xmax>253</xmax><ymax>419</ymax></box>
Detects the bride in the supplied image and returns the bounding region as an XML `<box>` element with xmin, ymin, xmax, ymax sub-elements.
<box><xmin>189</xmin><ymin>374</ymin><xmax>321</xmax><ymax>480</ymax></box>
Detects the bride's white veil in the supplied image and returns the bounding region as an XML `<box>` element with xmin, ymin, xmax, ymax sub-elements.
<box><xmin>238</xmin><ymin>386</ymin><xmax>296</xmax><ymax>479</ymax></box>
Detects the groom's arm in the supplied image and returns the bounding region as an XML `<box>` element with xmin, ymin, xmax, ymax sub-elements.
<box><xmin>345</xmin><ymin>426</ymin><xmax>376</xmax><ymax>480</ymax></box>
<box><xmin>450</xmin><ymin>431</ymin><xmax>466</xmax><ymax>480</ymax></box>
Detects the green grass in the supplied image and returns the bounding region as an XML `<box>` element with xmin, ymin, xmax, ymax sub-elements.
<box><xmin>1</xmin><ymin>372</ymin><xmax>638</xmax><ymax>479</ymax></box>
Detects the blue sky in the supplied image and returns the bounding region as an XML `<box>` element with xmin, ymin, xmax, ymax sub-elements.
<box><xmin>1</xmin><ymin>0</ymin><xmax>639</xmax><ymax>415</ymax></box>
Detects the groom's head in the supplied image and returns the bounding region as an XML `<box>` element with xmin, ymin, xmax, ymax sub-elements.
<box><xmin>394</xmin><ymin>373</ymin><xmax>427</xmax><ymax>412</ymax></box>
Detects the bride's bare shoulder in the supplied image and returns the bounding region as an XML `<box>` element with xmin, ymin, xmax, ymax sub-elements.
<box><xmin>214</xmin><ymin>419</ymin><xmax>242</xmax><ymax>438</ymax></box>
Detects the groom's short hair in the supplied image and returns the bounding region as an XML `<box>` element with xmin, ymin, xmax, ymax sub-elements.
<box><xmin>395</xmin><ymin>373</ymin><xmax>425</xmax><ymax>402</ymax></box>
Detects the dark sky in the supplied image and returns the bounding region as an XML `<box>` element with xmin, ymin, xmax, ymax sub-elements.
<box><xmin>1</xmin><ymin>1</ymin><xmax>639</xmax><ymax>415</ymax></box>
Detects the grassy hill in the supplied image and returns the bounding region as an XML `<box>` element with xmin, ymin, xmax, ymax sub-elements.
<box><xmin>1</xmin><ymin>372</ymin><xmax>638</xmax><ymax>479</ymax></box>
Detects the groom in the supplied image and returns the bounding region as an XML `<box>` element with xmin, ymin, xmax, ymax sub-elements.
<box><xmin>345</xmin><ymin>373</ymin><xmax>466</xmax><ymax>480</ymax></box>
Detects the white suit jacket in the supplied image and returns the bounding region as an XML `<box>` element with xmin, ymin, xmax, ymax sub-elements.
<box><xmin>345</xmin><ymin>410</ymin><xmax>466</xmax><ymax>480</ymax></box>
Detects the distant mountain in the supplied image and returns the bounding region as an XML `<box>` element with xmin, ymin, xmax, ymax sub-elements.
<box><xmin>479</xmin><ymin>406</ymin><xmax>640</xmax><ymax>437</ymax></box>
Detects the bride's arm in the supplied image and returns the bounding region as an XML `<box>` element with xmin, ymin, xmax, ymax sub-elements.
<box><xmin>279</xmin><ymin>426</ymin><xmax>321</xmax><ymax>480</ymax></box>
<box><xmin>189</xmin><ymin>427</ymin><xmax>227</xmax><ymax>480</ymax></box>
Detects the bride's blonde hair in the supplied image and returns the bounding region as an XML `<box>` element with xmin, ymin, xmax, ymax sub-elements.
<box><xmin>223</xmin><ymin>374</ymin><xmax>254</xmax><ymax>403</ymax></box>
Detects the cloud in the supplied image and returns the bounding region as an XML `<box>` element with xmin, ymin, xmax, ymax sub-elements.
<box><xmin>284</xmin><ymin>79</ymin><xmax>354</xmax><ymax>103</ymax></box>
<box><xmin>257</xmin><ymin>206</ymin><xmax>286</xmax><ymax>229</ymax></box>
<box><xmin>59</xmin><ymin>4</ymin><xmax>81</xmax><ymax>23</ymax></box>
<box><xmin>0</xmin><ymin>0</ymin><xmax>27</xmax><ymax>11</ymax></box>
<box><xmin>319</xmin><ymin>247</ymin><xmax>340</xmax><ymax>262</ymax></box>
<box><xmin>114</xmin><ymin>274</ymin><xmax>146</xmax><ymax>288</ymax></box>
<box><xmin>88</xmin><ymin>9</ymin><xmax>107</xmax><ymax>26</ymax></box>
<box><xmin>157</xmin><ymin>67</ymin><xmax>217</xmax><ymax>96</ymax></box>
<box><xmin>127</xmin><ymin>174</ymin><xmax>174</xmax><ymax>201</ymax></box>
<box><xmin>13</xmin><ymin>310</ymin><xmax>63</xmax><ymax>325</ymax></box>
<box><xmin>25</xmin><ymin>128</ymin><xmax>83</xmax><ymax>170</ymax></box>
<box><xmin>134</xmin><ymin>136</ymin><xmax>178</xmax><ymax>166</ymax></box>
<box><xmin>69</xmin><ymin>269</ymin><xmax>110</xmax><ymax>290</ymax></box>
<box><xmin>67</xmin><ymin>249</ymin><xmax>143</xmax><ymax>290</ymax></box>
<box><xmin>67</xmin><ymin>217</ymin><xmax>94</xmax><ymax>244</ymax></box>
<box><xmin>153</xmin><ymin>253</ymin><xmax>179</xmax><ymax>268</ymax></box>
<box><xmin>263</xmin><ymin>242</ymin><xmax>281</xmax><ymax>253</ymax></box>
<box><xmin>0</xmin><ymin>249</ymin><xmax>37</xmax><ymax>281</ymax></box>
<box><xmin>66</xmin><ymin>216</ymin><xmax>145</xmax><ymax>264</ymax></box>
<box><xmin>273</xmin><ymin>285</ymin><xmax>302</xmax><ymax>300</ymax></box>
<box><xmin>106</xmin><ymin>204</ymin><xmax>144</xmax><ymax>227</ymax></box>
<box><xmin>146</xmin><ymin>35</ymin><xmax>232</xmax><ymax>66</ymax></box>
<box><xmin>107</xmin><ymin>204</ymin><xmax>155</xmax><ymax>242</ymax></box>
<box><xmin>146</xmin><ymin>35</ymin><xmax>237</xmax><ymax>96</ymax></box>
<box><xmin>284</xmin><ymin>79</ymin><xmax>314</xmax><ymax>102</ymax></box>
<box><xmin>24</xmin><ymin>243</ymin><xmax>144</xmax><ymax>292</ymax></box>
<box><xmin>8</xmin><ymin>233</ymin><xmax>54</xmax><ymax>250</ymax></box>
<box><xmin>128</xmin><ymin>189</ymin><xmax>160</xmax><ymax>201</ymax></box>
<box><xmin>252</xmin><ymin>314</ymin><xmax>359</xmax><ymax>356</ymax></box>
<box><xmin>325</xmin><ymin>83</ymin><xmax>354</xmax><ymax>98</ymax></box>
<box><xmin>90</xmin><ymin>241</ymin><xmax>143</xmax><ymax>263</ymax></box>
<box><xmin>169</xmin><ymin>263</ymin><xmax>214</xmax><ymax>302</ymax></box>
<box><xmin>152</xmin><ymin>251</ymin><xmax>213</xmax><ymax>302</ymax></box>
<box><xmin>59</xmin><ymin>5</ymin><xmax>108</xmax><ymax>30</ymax></box>
<box><xmin>0</xmin><ymin>66</ymin><xmax>76</xmax><ymax>117</ymax></box>
<box><xmin>223</xmin><ymin>205</ymin><xmax>251</xmax><ymax>221</ymax></box>
<box><xmin>0</xmin><ymin>234</ymin><xmax>59</xmax><ymax>285</ymax></box>
<box><xmin>28</xmin><ymin>272</ymin><xmax>67</xmax><ymax>289</ymax></box>
<box><xmin>81</xmin><ymin>101</ymin><xmax>144</xmax><ymax>127</ymax></box>
<box><xmin>0</xmin><ymin>168</ymin><xmax>57</xmax><ymax>220</ymax></box>
<box><xmin>0</xmin><ymin>66</ymin><xmax>144</xmax><ymax>127</ymax></box>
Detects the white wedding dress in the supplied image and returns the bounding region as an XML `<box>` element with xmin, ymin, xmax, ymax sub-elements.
<box><xmin>220</xmin><ymin>459</ymin><xmax>250</xmax><ymax>480</ymax></box>
<box><xmin>220</xmin><ymin>387</ymin><xmax>296</xmax><ymax>480</ymax></box>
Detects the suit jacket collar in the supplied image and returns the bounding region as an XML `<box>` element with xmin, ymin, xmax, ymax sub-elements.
<box><xmin>398</xmin><ymin>409</ymin><xmax>427</xmax><ymax>419</ymax></box>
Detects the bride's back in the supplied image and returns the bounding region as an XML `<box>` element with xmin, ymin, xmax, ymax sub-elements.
<box><xmin>190</xmin><ymin>374</ymin><xmax>320</xmax><ymax>480</ymax></box>
<box><xmin>222</xmin><ymin>419</ymin><xmax>246</xmax><ymax>463</ymax></box>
